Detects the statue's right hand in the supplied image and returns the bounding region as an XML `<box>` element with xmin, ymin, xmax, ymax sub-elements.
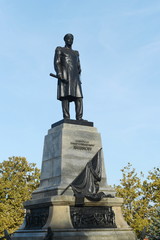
<box><xmin>58</xmin><ymin>73</ymin><xmax>62</xmax><ymax>79</ymax></box>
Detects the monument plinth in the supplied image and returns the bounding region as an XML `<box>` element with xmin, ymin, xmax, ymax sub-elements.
<box><xmin>13</xmin><ymin>121</ymin><xmax>136</xmax><ymax>240</ymax></box>
<box><xmin>32</xmin><ymin>120</ymin><xmax>114</xmax><ymax>199</ymax></box>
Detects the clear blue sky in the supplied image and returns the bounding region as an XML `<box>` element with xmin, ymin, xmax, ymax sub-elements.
<box><xmin>0</xmin><ymin>0</ymin><xmax>160</xmax><ymax>186</ymax></box>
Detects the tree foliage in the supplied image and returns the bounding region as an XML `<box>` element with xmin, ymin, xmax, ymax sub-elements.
<box><xmin>0</xmin><ymin>157</ymin><xmax>40</xmax><ymax>236</ymax></box>
<box><xmin>115</xmin><ymin>163</ymin><xmax>160</xmax><ymax>238</ymax></box>
<box><xmin>147</xmin><ymin>207</ymin><xmax>160</xmax><ymax>240</ymax></box>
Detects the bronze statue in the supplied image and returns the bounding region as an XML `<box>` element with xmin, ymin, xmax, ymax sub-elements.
<box><xmin>53</xmin><ymin>34</ymin><xmax>83</xmax><ymax>120</ymax></box>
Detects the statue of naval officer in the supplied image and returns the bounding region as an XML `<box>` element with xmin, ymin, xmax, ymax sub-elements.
<box><xmin>54</xmin><ymin>33</ymin><xmax>83</xmax><ymax>120</ymax></box>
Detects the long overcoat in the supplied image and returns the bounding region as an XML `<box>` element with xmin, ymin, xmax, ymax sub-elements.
<box><xmin>54</xmin><ymin>46</ymin><xmax>83</xmax><ymax>102</ymax></box>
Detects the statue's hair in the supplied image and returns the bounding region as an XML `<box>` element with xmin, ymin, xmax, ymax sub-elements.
<box><xmin>64</xmin><ymin>33</ymin><xmax>74</xmax><ymax>41</ymax></box>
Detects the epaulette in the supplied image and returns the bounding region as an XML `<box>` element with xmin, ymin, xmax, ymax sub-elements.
<box><xmin>74</xmin><ymin>50</ymin><xmax>79</xmax><ymax>55</ymax></box>
<box><xmin>55</xmin><ymin>46</ymin><xmax>62</xmax><ymax>52</ymax></box>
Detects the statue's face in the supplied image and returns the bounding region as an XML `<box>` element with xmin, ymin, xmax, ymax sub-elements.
<box><xmin>65</xmin><ymin>35</ymin><xmax>73</xmax><ymax>46</ymax></box>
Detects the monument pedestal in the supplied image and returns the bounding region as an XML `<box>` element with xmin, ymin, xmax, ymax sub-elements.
<box><xmin>13</xmin><ymin>196</ymin><xmax>136</xmax><ymax>240</ymax></box>
<box><xmin>12</xmin><ymin>120</ymin><xmax>136</xmax><ymax>240</ymax></box>
<box><xmin>32</xmin><ymin>119</ymin><xmax>115</xmax><ymax>199</ymax></box>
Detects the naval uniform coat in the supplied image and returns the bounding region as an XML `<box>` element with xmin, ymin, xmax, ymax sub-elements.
<box><xmin>54</xmin><ymin>46</ymin><xmax>83</xmax><ymax>102</ymax></box>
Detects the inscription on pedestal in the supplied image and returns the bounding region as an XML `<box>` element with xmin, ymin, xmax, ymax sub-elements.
<box><xmin>24</xmin><ymin>207</ymin><xmax>49</xmax><ymax>229</ymax></box>
<box><xmin>70</xmin><ymin>140</ymin><xmax>95</xmax><ymax>151</ymax></box>
<box><xmin>70</xmin><ymin>206</ymin><xmax>116</xmax><ymax>228</ymax></box>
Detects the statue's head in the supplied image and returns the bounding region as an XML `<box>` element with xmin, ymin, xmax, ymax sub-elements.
<box><xmin>64</xmin><ymin>33</ymin><xmax>74</xmax><ymax>46</ymax></box>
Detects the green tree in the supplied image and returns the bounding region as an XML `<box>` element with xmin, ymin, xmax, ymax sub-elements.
<box><xmin>0</xmin><ymin>157</ymin><xmax>40</xmax><ymax>236</ymax></box>
<box><xmin>115</xmin><ymin>163</ymin><xmax>160</xmax><ymax>239</ymax></box>
<box><xmin>147</xmin><ymin>207</ymin><xmax>160</xmax><ymax>240</ymax></box>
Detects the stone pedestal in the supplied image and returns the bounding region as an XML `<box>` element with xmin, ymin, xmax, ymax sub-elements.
<box><xmin>32</xmin><ymin>119</ymin><xmax>115</xmax><ymax>199</ymax></box>
<box><xmin>13</xmin><ymin>196</ymin><xmax>136</xmax><ymax>240</ymax></box>
<box><xmin>12</xmin><ymin>120</ymin><xmax>136</xmax><ymax>240</ymax></box>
